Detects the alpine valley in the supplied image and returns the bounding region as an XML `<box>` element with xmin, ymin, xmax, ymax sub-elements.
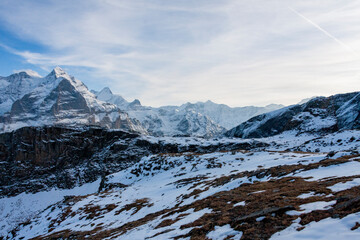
<box><xmin>1</xmin><ymin>68</ymin><xmax>360</xmax><ymax>240</ymax></box>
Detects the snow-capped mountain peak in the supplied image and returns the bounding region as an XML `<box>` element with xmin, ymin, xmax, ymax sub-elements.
<box><xmin>11</xmin><ymin>71</ymin><xmax>37</xmax><ymax>79</ymax></box>
<box><xmin>47</xmin><ymin>66</ymin><xmax>69</xmax><ymax>79</ymax></box>
<box><xmin>95</xmin><ymin>87</ymin><xmax>134</xmax><ymax>110</ymax></box>
<box><xmin>97</xmin><ymin>87</ymin><xmax>114</xmax><ymax>102</ymax></box>
<box><xmin>14</xmin><ymin>69</ymin><xmax>42</xmax><ymax>78</ymax></box>
<box><xmin>129</xmin><ymin>99</ymin><xmax>142</xmax><ymax>108</ymax></box>
<box><xmin>41</xmin><ymin>67</ymin><xmax>74</xmax><ymax>87</ymax></box>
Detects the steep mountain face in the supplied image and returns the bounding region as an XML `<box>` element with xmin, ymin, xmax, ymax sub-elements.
<box><xmin>0</xmin><ymin>71</ymin><xmax>45</xmax><ymax>114</ymax></box>
<box><xmin>225</xmin><ymin>91</ymin><xmax>360</xmax><ymax>138</ymax></box>
<box><xmin>94</xmin><ymin>88</ymin><xmax>283</xmax><ymax>137</ymax></box>
<box><xmin>0</xmin><ymin>68</ymin><xmax>146</xmax><ymax>134</ymax></box>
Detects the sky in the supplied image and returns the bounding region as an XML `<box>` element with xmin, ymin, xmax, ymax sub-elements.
<box><xmin>0</xmin><ymin>0</ymin><xmax>360</xmax><ymax>107</ymax></box>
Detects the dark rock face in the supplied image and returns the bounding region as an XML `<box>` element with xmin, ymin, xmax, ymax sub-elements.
<box><xmin>225</xmin><ymin>92</ymin><xmax>360</xmax><ymax>138</ymax></box>
<box><xmin>0</xmin><ymin>126</ymin><xmax>141</xmax><ymax>196</ymax></box>
<box><xmin>48</xmin><ymin>79</ymin><xmax>91</xmax><ymax>114</ymax></box>
<box><xmin>0</xmin><ymin>126</ymin><xmax>266</xmax><ymax>197</ymax></box>
<box><xmin>10</xmin><ymin>94</ymin><xmax>36</xmax><ymax>115</ymax></box>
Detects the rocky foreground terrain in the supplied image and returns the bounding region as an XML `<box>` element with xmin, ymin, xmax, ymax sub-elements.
<box><xmin>0</xmin><ymin>126</ymin><xmax>260</xmax><ymax>198</ymax></box>
<box><xmin>2</xmin><ymin>126</ymin><xmax>360</xmax><ymax>239</ymax></box>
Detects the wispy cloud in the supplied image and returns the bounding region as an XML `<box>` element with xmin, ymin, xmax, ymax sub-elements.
<box><xmin>288</xmin><ymin>7</ymin><xmax>359</xmax><ymax>57</ymax></box>
<box><xmin>1</xmin><ymin>0</ymin><xmax>360</xmax><ymax>107</ymax></box>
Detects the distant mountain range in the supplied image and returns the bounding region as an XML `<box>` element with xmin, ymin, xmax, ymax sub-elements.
<box><xmin>93</xmin><ymin>86</ymin><xmax>284</xmax><ymax>137</ymax></box>
<box><xmin>10</xmin><ymin>67</ymin><xmax>355</xmax><ymax>138</ymax></box>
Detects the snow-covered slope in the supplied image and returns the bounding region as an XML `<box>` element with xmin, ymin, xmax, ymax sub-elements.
<box><xmin>0</xmin><ymin>180</ymin><xmax>101</xmax><ymax>237</ymax></box>
<box><xmin>0</xmin><ymin>68</ymin><xmax>146</xmax><ymax>133</ymax></box>
<box><xmin>6</xmin><ymin>129</ymin><xmax>360</xmax><ymax>239</ymax></box>
<box><xmin>225</xmin><ymin>91</ymin><xmax>360</xmax><ymax>138</ymax></box>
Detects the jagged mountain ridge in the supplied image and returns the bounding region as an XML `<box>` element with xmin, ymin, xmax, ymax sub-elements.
<box><xmin>94</xmin><ymin>87</ymin><xmax>284</xmax><ymax>137</ymax></box>
<box><xmin>95</xmin><ymin>87</ymin><xmax>226</xmax><ymax>137</ymax></box>
<box><xmin>0</xmin><ymin>67</ymin><xmax>146</xmax><ymax>134</ymax></box>
<box><xmin>180</xmin><ymin>100</ymin><xmax>284</xmax><ymax>129</ymax></box>
<box><xmin>225</xmin><ymin>91</ymin><xmax>360</xmax><ymax>138</ymax></box>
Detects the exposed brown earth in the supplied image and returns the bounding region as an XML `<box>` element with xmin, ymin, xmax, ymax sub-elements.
<box><xmin>12</xmin><ymin>152</ymin><xmax>360</xmax><ymax>240</ymax></box>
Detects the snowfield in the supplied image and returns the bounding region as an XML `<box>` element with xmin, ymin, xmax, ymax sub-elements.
<box><xmin>3</xmin><ymin>129</ymin><xmax>360</xmax><ymax>239</ymax></box>
<box><xmin>0</xmin><ymin>180</ymin><xmax>100</xmax><ymax>237</ymax></box>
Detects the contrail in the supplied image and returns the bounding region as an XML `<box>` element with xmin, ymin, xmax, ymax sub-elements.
<box><xmin>288</xmin><ymin>7</ymin><xmax>359</xmax><ymax>57</ymax></box>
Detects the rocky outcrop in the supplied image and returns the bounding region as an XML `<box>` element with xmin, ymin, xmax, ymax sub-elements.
<box><xmin>0</xmin><ymin>126</ymin><xmax>266</xmax><ymax>197</ymax></box>
<box><xmin>0</xmin><ymin>126</ymin><xmax>143</xmax><ymax>196</ymax></box>
<box><xmin>225</xmin><ymin>91</ymin><xmax>360</xmax><ymax>138</ymax></box>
